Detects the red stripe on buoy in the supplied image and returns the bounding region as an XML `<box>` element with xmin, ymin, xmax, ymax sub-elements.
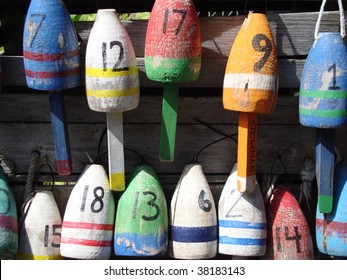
<box><xmin>25</xmin><ymin>68</ymin><xmax>79</xmax><ymax>79</ymax></box>
<box><xmin>316</xmin><ymin>219</ymin><xmax>347</xmax><ymax>235</ymax></box>
<box><xmin>60</xmin><ymin>236</ymin><xmax>112</xmax><ymax>247</ymax></box>
<box><xmin>63</xmin><ymin>221</ymin><xmax>114</xmax><ymax>231</ymax></box>
<box><xmin>0</xmin><ymin>216</ymin><xmax>18</xmax><ymax>233</ymax></box>
<box><xmin>23</xmin><ymin>50</ymin><xmax>79</xmax><ymax>61</ymax></box>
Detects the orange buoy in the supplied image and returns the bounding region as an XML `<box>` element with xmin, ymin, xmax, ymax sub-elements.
<box><xmin>85</xmin><ymin>9</ymin><xmax>139</xmax><ymax>191</ymax></box>
<box><xmin>223</xmin><ymin>12</ymin><xmax>278</xmax><ymax>194</ymax></box>
<box><xmin>16</xmin><ymin>191</ymin><xmax>63</xmax><ymax>260</ymax></box>
<box><xmin>60</xmin><ymin>164</ymin><xmax>115</xmax><ymax>259</ymax></box>
<box><xmin>169</xmin><ymin>163</ymin><xmax>217</xmax><ymax>259</ymax></box>
<box><xmin>264</xmin><ymin>187</ymin><xmax>314</xmax><ymax>260</ymax></box>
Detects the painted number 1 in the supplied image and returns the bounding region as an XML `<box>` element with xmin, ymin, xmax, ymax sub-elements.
<box><xmin>328</xmin><ymin>63</ymin><xmax>340</xmax><ymax>90</ymax></box>
<box><xmin>102</xmin><ymin>41</ymin><xmax>129</xmax><ymax>72</ymax></box>
<box><xmin>163</xmin><ymin>8</ymin><xmax>187</xmax><ymax>35</ymax></box>
<box><xmin>252</xmin><ymin>33</ymin><xmax>272</xmax><ymax>72</ymax></box>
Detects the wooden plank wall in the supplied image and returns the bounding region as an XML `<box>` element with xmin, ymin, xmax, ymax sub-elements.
<box><xmin>1</xmin><ymin>1</ymin><xmax>347</xmax><ymax>259</ymax></box>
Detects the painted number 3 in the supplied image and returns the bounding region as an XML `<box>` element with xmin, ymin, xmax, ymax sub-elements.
<box><xmin>252</xmin><ymin>33</ymin><xmax>272</xmax><ymax>72</ymax></box>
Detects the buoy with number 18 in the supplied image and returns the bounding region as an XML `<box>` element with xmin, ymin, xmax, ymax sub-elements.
<box><xmin>16</xmin><ymin>191</ymin><xmax>63</xmax><ymax>260</ymax></box>
<box><xmin>169</xmin><ymin>163</ymin><xmax>217</xmax><ymax>259</ymax></box>
<box><xmin>145</xmin><ymin>0</ymin><xmax>201</xmax><ymax>162</ymax></box>
<box><xmin>299</xmin><ymin>0</ymin><xmax>347</xmax><ymax>213</ymax></box>
<box><xmin>114</xmin><ymin>164</ymin><xmax>168</xmax><ymax>256</ymax></box>
<box><xmin>0</xmin><ymin>168</ymin><xmax>18</xmax><ymax>260</ymax></box>
<box><xmin>23</xmin><ymin>0</ymin><xmax>80</xmax><ymax>175</ymax></box>
<box><xmin>223</xmin><ymin>12</ymin><xmax>278</xmax><ymax>194</ymax></box>
<box><xmin>60</xmin><ymin>164</ymin><xmax>115</xmax><ymax>259</ymax></box>
<box><xmin>86</xmin><ymin>9</ymin><xmax>139</xmax><ymax>192</ymax></box>
<box><xmin>218</xmin><ymin>163</ymin><xmax>267</xmax><ymax>257</ymax></box>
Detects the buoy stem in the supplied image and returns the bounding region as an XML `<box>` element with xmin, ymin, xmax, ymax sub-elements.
<box><xmin>107</xmin><ymin>112</ymin><xmax>125</xmax><ymax>191</ymax></box>
<box><xmin>48</xmin><ymin>91</ymin><xmax>72</xmax><ymax>175</ymax></box>
<box><xmin>159</xmin><ymin>83</ymin><xmax>179</xmax><ymax>162</ymax></box>
<box><xmin>316</xmin><ymin>128</ymin><xmax>335</xmax><ymax>213</ymax></box>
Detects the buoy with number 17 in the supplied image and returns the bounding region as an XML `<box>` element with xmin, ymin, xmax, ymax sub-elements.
<box><xmin>114</xmin><ymin>164</ymin><xmax>168</xmax><ymax>256</ymax></box>
<box><xmin>169</xmin><ymin>163</ymin><xmax>217</xmax><ymax>259</ymax></box>
<box><xmin>23</xmin><ymin>0</ymin><xmax>80</xmax><ymax>175</ymax></box>
<box><xmin>223</xmin><ymin>12</ymin><xmax>278</xmax><ymax>194</ymax></box>
<box><xmin>86</xmin><ymin>9</ymin><xmax>139</xmax><ymax>192</ymax></box>
<box><xmin>145</xmin><ymin>0</ymin><xmax>201</xmax><ymax>162</ymax></box>
<box><xmin>60</xmin><ymin>164</ymin><xmax>115</xmax><ymax>259</ymax></box>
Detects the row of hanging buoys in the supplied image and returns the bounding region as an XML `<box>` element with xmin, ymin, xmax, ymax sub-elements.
<box><xmin>114</xmin><ymin>164</ymin><xmax>168</xmax><ymax>256</ymax></box>
<box><xmin>299</xmin><ymin>0</ymin><xmax>347</xmax><ymax>214</ymax></box>
<box><xmin>316</xmin><ymin>164</ymin><xmax>347</xmax><ymax>257</ymax></box>
<box><xmin>23</xmin><ymin>0</ymin><xmax>80</xmax><ymax>176</ymax></box>
<box><xmin>145</xmin><ymin>0</ymin><xmax>201</xmax><ymax>162</ymax></box>
<box><xmin>86</xmin><ymin>9</ymin><xmax>139</xmax><ymax>192</ymax></box>
<box><xmin>0</xmin><ymin>168</ymin><xmax>18</xmax><ymax>260</ymax></box>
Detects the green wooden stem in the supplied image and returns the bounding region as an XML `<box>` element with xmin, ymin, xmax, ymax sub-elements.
<box><xmin>159</xmin><ymin>83</ymin><xmax>179</xmax><ymax>162</ymax></box>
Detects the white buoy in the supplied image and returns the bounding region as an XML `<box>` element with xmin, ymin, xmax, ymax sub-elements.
<box><xmin>169</xmin><ymin>163</ymin><xmax>217</xmax><ymax>259</ymax></box>
<box><xmin>218</xmin><ymin>163</ymin><xmax>267</xmax><ymax>256</ymax></box>
<box><xmin>60</xmin><ymin>164</ymin><xmax>115</xmax><ymax>260</ymax></box>
<box><xmin>16</xmin><ymin>191</ymin><xmax>63</xmax><ymax>260</ymax></box>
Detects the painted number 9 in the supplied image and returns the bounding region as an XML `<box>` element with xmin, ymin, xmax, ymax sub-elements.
<box><xmin>252</xmin><ymin>33</ymin><xmax>272</xmax><ymax>72</ymax></box>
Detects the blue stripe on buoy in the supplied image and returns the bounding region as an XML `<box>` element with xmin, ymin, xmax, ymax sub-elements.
<box><xmin>170</xmin><ymin>225</ymin><xmax>217</xmax><ymax>243</ymax></box>
<box><xmin>219</xmin><ymin>236</ymin><xmax>267</xmax><ymax>246</ymax></box>
<box><xmin>219</xmin><ymin>219</ymin><xmax>266</xmax><ymax>230</ymax></box>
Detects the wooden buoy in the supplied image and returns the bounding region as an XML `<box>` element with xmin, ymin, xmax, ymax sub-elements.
<box><xmin>0</xmin><ymin>168</ymin><xmax>18</xmax><ymax>260</ymax></box>
<box><xmin>86</xmin><ymin>9</ymin><xmax>139</xmax><ymax>192</ymax></box>
<box><xmin>223</xmin><ymin>12</ymin><xmax>278</xmax><ymax>193</ymax></box>
<box><xmin>264</xmin><ymin>187</ymin><xmax>314</xmax><ymax>260</ymax></box>
<box><xmin>60</xmin><ymin>164</ymin><xmax>115</xmax><ymax>260</ymax></box>
<box><xmin>16</xmin><ymin>191</ymin><xmax>63</xmax><ymax>260</ymax></box>
<box><xmin>299</xmin><ymin>0</ymin><xmax>347</xmax><ymax>213</ymax></box>
<box><xmin>145</xmin><ymin>0</ymin><xmax>201</xmax><ymax>161</ymax></box>
<box><xmin>23</xmin><ymin>0</ymin><xmax>80</xmax><ymax>175</ymax></box>
<box><xmin>114</xmin><ymin>164</ymin><xmax>168</xmax><ymax>256</ymax></box>
<box><xmin>316</xmin><ymin>164</ymin><xmax>347</xmax><ymax>257</ymax></box>
<box><xmin>169</xmin><ymin>163</ymin><xmax>217</xmax><ymax>259</ymax></box>
<box><xmin>218</xmin><ymin>163</ymin><xmax>267</xmax><ymax>257</ymax></box>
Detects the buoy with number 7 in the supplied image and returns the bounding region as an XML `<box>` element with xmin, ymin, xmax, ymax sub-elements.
<box><xmin>86</xmin><ymin>9</ymin><xmax>139</xmax><ymax>192</ymax></box>
<box><xmin>16</xmin><ymin>191</ymin><xmax>63</xmax><ymax>260</ymax></box>
<box><xmin>223</xmin><ymin>12</ymin><xmax>278</xmax><ymax>194</ymax></box>
<box><xmin>0</xmin><ymin>168</ymin><xmax>18</xmax><ymax>260</ymax></box>
<box><xmin>299</xmin><ymin>0</ymin><xmax>347</xmax><ymax>214</ymax></box>
<box><xmin>169</xmin><ymin>163</ymin><xmax>217</xmax><ymax>259</ymax></box>
<box><xmin>218</xmin><ymin>163</ymin><xmax>267</xmax><ymax>257</ymax></box>
<box><xmin>145</xmin><ymin>0</ymin><xmax>201</xmax><ymax>162</ymax></box>
<box><xmin>60</xmin><ymin>164</ymin><xmax>115</xmax><ymax>260</ymax></box>
<box><xmin>114</xmin><ymin>164</ymin><xmax>168</xmax><ymax>256</ymax></box>
<box><xmin>23</xmin><ymin>0</ymin><xmax>80</xmax><ymax>175</ymax></box>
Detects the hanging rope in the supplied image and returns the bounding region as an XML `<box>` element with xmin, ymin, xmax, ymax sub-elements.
<box><xmin>298</xmin><ymin>156</ymin><xmax>316</xmax><ymax>216</ymax></box>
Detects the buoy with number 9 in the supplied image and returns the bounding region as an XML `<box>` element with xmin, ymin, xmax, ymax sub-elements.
<box><xmin>60</xmin><ymin>164</ymin><xmax>115</xmax><ymax>259</ymax></box>
<box><xmin>114</xmin><ymin>164</ymin><xmax>168</xmax><ymax>256</ymax></box>
<box><xmin>169</xmin><ymin>163</ymin><xmax>217</xmax><ymax>259</ymax></box>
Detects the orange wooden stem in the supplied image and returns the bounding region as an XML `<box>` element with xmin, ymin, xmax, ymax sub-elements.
<box><xmin>237</xmin><ymin>112</ymin><xmax>258</xmax><ymax>193</ymax></box>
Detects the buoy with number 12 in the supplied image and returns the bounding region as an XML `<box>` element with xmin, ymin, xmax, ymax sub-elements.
<box><xmin>23</xmin><ymin>0</ymin><xmax>80</xmax><ymax>175</ymax></box>
<box><xmin>86</xmin><ymin>9</ymin><xmax>139</xmax><ymax>191</ymax></box>
<box><xmin>145</xmin><ymin>0</ymin><xmax>201</xmax><ymax>162</ymax></box>
<box><xmin>60</xmin><ymin>164</ymin><xmax>115</xmax><ymax>259</ymax></box>
<box><xmin>223</xmin><ymin>12</ymin><xmax>278</xmax><ymax>194</ymax></box>
<box><xmin>169</xmin><ymin>163</ymin><xmax>217</xmax><ymax>259</ymax></box>
<box><xmin>114</xmin><ymin>164</ymin><xmax>168</xmax><ymax>256</ymax></box>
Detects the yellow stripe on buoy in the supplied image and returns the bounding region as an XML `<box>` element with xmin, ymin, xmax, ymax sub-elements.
<box><xmin>86</xmin><ymin>66</ymin><xmax>138</xmax><ymax>78</ymax></box>
<box><xmin>86</xmin><ymin>86</ymin><xmax>140</xmax><ymax>98</ymax></box>
<box><xmin>15</xmin><ymin>253</ymin><xmax>63</xmax><ymax>260</ymax></box>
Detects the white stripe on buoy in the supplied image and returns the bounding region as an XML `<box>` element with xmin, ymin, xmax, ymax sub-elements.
<box><xmin>223</xmin><ymin>73</ymin><xmax>278</xmax><ymax>91</ymax></box>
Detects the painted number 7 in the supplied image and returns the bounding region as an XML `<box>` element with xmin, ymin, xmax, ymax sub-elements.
<box><xmin>163</xmin><ymin>8</ymin><xmax>187</xmax><ymax>35</ymax></box>
<box><xmin>28</xmin><ymin>14</ymin><xmax>47</xmax><ymax>47</ymax></box>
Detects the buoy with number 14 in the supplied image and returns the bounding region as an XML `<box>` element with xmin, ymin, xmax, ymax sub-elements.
<box><xmin>223</xmin><ymin>12</ymin><xmax>278</xmax><ymax>194</ymax></box>
<box><xmin>86</xmin><ymin>9</ymin><xmax>139</xmax><ymax>191</ymax></box>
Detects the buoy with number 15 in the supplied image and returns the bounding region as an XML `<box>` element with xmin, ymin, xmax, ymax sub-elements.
<box><xmin>223</xmin><ymin>12</ymin><xmax>278</xmax><ymax>194</ymax></box>
<box><xmin>169</xmin><ymin>163</ymin><xmax>217</xmax><ymax>259</ymax></box>
<box><xmin>86</xmin><ymin>9</ymin><xmax>139</xmax><ymax>191</ymax></box>
<box><xmin>60</xmin><ymin>164</ymin><xmax>115</xmax><ymax>259</ymax></box>
<box><xmin>145</xmin><ymin>0</ymin><xmax>201</xmax><ymax>162</ymax></box>
<box><xmin>114</xmin><ymin>164</ymin><xmax>168</xmax><ymax>256</ymax></box>
<box><xmin>23</xmin><ymin>0</ymin><xmax>80</xmax><ymax>175</ymax></box>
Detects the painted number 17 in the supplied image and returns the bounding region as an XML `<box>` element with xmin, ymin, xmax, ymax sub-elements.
<box><xmin>163</xmin><ymin>8</ymin><xmax>187</xmax><ymax>35</ymax></box>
